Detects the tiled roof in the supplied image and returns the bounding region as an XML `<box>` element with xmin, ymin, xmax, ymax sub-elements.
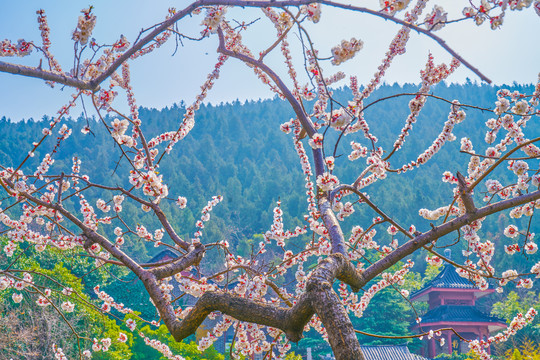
<box><xmin>148</xmin><ymin>249</ymin><xmax>179</xmax><ymax>263</ymax></box>
<box><xmin>360</xmin><ymin>344</ymin><xmax>428</xmax><ymax>360</ymax></box>
<box><xmin>418</xmin><ymin>305</ymin><xmax>505</xmax><ymax>324</ymax></box>
<box><xmin>410</xmin><ymin>264</ymin><xmax>484</xmax><ymax>301</ymax></box>
<box><xmin>424</xmin><ymin>264</ymin><xmax>477</xmax><ymax>289</ymax></box>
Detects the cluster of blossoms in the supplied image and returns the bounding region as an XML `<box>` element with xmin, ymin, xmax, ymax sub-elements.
<box><xmin>335</xmin><ymin>201</ymin><xmax>355</xmax><ymax>221</ymax></box>
<box><xmin>139</xmin><ymin>332</ymin><xmax>185</xmax><ymax>360</ymax></box>
<box><xmin>358</xmin><ymin>6</ymin><xmax>414</xmax><ymax>101</ymax></box>
<box><xmin>264</xmin><ymin>201</ymin><xmax>306</xmax><ymax>247</ymax></box>
<box><xmin>129</xmin><ymin>170</ymin><xmax>168</xmax><ymax>201</ymax></box>
<box><xmin>130</xmin><ymin>8</ymin><xmax>175</xmax><ymax>59</ymax></box>
<box><xmin>72</xmin><ymin>8</ymin><xmax>96</xmax><ymax>45</ymax></box>
<box><xmin>126</xmin><ymin>318</ymin><xmax>137</xmax><ymax>331</ymax></box>
<box><xmin>36</xmin><ymin>288</ymin><xmax>53</xmax><ymax>307</ymax></box>
<box><xmin>306</xmin><ymin>50</ymin><xmax>331</xmax><ymax>118</ymax></box>
<box><xmin>52</xmin><ymin>344</ymin><xmax>68</xmax><ymax>360</ymax></box>
<box><xmin>58</xmin><ymin>124</ymin><xmax>72</xmax><ymax>140</ymax></box>
<box><xmin>93</xmin><ymin>89</ymin><xmax>116</xmax><ymax>112</ymax></box>
<box><xmin>380</xmin><ymin>0</ymin><xmax>411</xmax><ymax>15</ymax></box>
<box><xmin>112</xmin><ymin>194</ymin><xmax>124</xmax><ymax>212</ymax></box>
<box><xmin>78</xmin><ymin>31</ymin><xmax>129</xmax><ymax>85</ymax></box>
<box><xmin>122</xmin><ymin>64</ymin><xmax>142</xmax><ymax>128</ymax></box>
<box><xmin>0</xmin><ymin>38</ymin><xmax>33</xmax><ymax>57</ymax></box>
<box><xmin>469</xmin><ymin>308</ymin><xmax>538</xmax><ymax>359</ymax></box>
<box><xmin>484</xmin><ymin>179</ymin><xmax>510</xmax><ymax>199</ymax></box>
<box><xmin>499</xmin><ymin>269</ymin><xmax>519</xmax><ymax>286</ymax></box>
<box><xmin>424</xmin><ymin>5</ymin><xmax>447</xmax><ymax>31</ymax></box>
<box><xmin>504</xmin><ymin>243</ymin><xmax>521</xmax><ymax>255</ymax></box>
<box><xmin>426</xmin><ymin>255</ymin><xmax>443</xmax><ymax>267</ymax></box>
<box><xmin>91</xmin><ymin>337</ymin><xmax>112</xmax><ymax>352</ymax></box>
<box><xmin>177</xmin><ymin>276</ymin><xmax>217</xmax><ymax>299</ymax></box>
<box><xmin>348</xmin><ymin>226</ymin><xmax>379</xmax><ymax>254</ymax></box>
<box><xmin>156</xmin><ymin>277</ymin><xmax>175</xmax><ymax>301</ymax></box>
<box><xmin>197</xmin><ymin>316</ymin><xmax>234</xmax><ymax>351</ymax></box>
<box><xmin>1</xmin><ymin>273</ymin><xmax>34</xmax><ymax>304</ymax></box>
<box><xmin>193</xmin><ymin>195</ymin><xmax>223</xmax><ymax>243</ymax></box>
<box><xmin>161</xmin><ymin>51</ymin><xmax>229</xmax><ymax>155</ymax></box>
<box><xmin>316</xmin><ymin>172</ymin><xmax>340</xmax><ymax>192</ymax></box>
<box><xmin>325</xmin><ymin>156</ymin><xmax>335</xmax><ymax>171</ymax></box>
<box><xmin>516</xmin><ymin>278</ymin><xmax>534</xmax><ymax>289</ymax></box>
<box><xmin>110</xmin><ymin>118</ymin><xmax>135</xmax><ymax>147</ymax></box>
<box><xmin>2</xmin><ymin>4</ymin><xmax>540</xmax><ymax>360</ymax></box>
<box><xmin>94</xmin><ymin>286</ymin><xmax>134</xmax><ymax>315</ymax></box>
<box><xmin>176</xmin><ymin>196</ymin><xmax>187</xmax><ymax>209</ymax></box>
<box><xmin>398</xmin><ymin>101</ymin><xmax>465</xmax><ymax>173</ymax></box>
<box><xmin>327</xmin><ymin>108</ymin><xmax>353</xmax><ymax>130</ymax></box>
<box><xmin>331</xmin><ymin>38</ymin><xmax>363</xmax><ymax>65</ymax></box>
<box><xmin>136</xmin><ymin>224</ymin><xmax>153</xmax><ymax>242</ymax></box>
<box><xmin>200</xmin><ymin>6</ymin><xmax>227</xmax><ymax>36</ymax></box>
<box><xmin>345</xmin><ymin>80</ymin><xmax>374</xmax><ymax>139</ymax></box>
<box><xmin>34</xmin><ymin>153</ymin><xmax>55</xmax><ymax>179</ymax></box>
<box><xmin>390</xmin><ymin>56</ymin><xmax>461</xmax><ymax>165</ymax></box>
<box><xmin>456</xmin><ymin>265</ymin><xmax>489</xmax><ymax>291</ymax></box>
<box><xmin>301</xmin><ymin>3</ymin><xmax>322</xmax><ymax>22</ymax></box>
<box><xmin>263</xmin><ymin>7</ymin><xmax>293</xmax><ymax>34</ymax></box>
<box><xmin>291</xmin><ymin>131</ymin><xmax>317</xmax><ymax>216</ymax></box>
<box><xmin>61</xmin><ymin>301</ymin><xmax>75</xmax><ymax>312</ymax></box>
<box><xmin>348</xmin><ymin>141</ymin><xmax>369</xmax><ymax>161</ymax></box>
<box><xmin>200</xmin><ymin>320</ymin><xmax>290</xmax><ymax>358</ymax></box>
<box><xmin>344</xmin><ymin>261</ymin><xmax>413</xmax><ymax>318</ymax></box>
<box><xmin>79</xmin><ymin>198</ymin><xmax>98</xmax><ymax>230</ymax></box>
<box><xmin>36</xmin><ymin>9</ymin><xmax>62</xmax><ymax>74</ymax></box>
<box><xmin>463</xmin><ymin>0</ymin><xmax>540</xmax><ymax>30</ymax></box>
<box><xmin>509</xmin><ymin>200</ymin><xmax>540</xmax><ymax>219</ymax></box>
<box><xmin>308</xmin><ymin>133</ymin><xmax>323</xmax><ymax>149</ymax></box>
<box><xmin>419</xmin><ymin>205</ymin><xmax>460</xmax><ymax>220</ymax></box>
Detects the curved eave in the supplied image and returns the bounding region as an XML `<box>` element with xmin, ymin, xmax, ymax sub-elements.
<box><xmin>411</xmin><ymin>320</ymin><xmax>507</xmax><ymax>333</ymax></box>
<box><xmin>410</xmin><ymin>286</ymin><xmax>494</xmax><ymax>302</ymax></box>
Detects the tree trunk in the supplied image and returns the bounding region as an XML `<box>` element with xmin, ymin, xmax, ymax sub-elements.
<box><xmin>310</xmin><ymin>280</ymin><xmax>365</xmax><ymax>360</ymax></box>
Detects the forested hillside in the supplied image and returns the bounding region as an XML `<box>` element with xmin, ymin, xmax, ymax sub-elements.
<box><xmin>2</xmin><ymin>82</ymin><xmax>536</xmax><ymax>269</ymax></box>
<box><xmin>1</xmin><ymin>82</ymin><xmax>539</xmax><ymax>358</ymax></box>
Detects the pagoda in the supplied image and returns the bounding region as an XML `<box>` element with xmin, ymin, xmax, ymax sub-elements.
<box><xmin>410</xmin><ymin>250</ymin><xmax>506</xmax><ymax>358</ymax></box>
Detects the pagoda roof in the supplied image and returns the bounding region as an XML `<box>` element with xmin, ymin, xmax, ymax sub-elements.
<box><xmin>359</xmin><ymin>344</ymin><xmax>428</xmax><ymax>360</ymax></box>
<box><xmin>148</xmin><ymin>249</ymin><xmax>179</xmax><ymax>263</ymax></box>
<box><xmin>412</xmin><ymin>305</ymin><xmax>506</xmax><ymax>331</ymax></box>
<box><xmin>411</xmin><ymin>263</ymin><xmax>492</xmax><ymax>302</ymax></box>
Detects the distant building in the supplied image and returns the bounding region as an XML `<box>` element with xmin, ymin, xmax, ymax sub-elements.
<box><xmin>360</xmin><ymin>344</ymin><xmax>428</xmax><ymax>360</ymax></box>
<box><xmin>149</xmin><ymin>250</ymin><xmax>234</xmax><ymax>355</ymax></box>
<box><xmin>410</xmin><ymin>250</ymin><xmax>506</xmax><ymax>358</ymax></box>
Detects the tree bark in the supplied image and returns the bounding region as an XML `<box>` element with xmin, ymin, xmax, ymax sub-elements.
<box><xmin>311</xmin><ymin>286</ymin><xmax>365</xmax><ymax>360</ymax></box>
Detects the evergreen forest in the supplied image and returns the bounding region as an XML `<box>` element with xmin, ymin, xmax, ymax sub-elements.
<box><xmin>0</xmin><ymin>83</ymin><xmax>538</xmax><ymax>359</ymax></box>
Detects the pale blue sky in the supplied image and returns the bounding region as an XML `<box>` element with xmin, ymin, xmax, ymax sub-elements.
<box><xmin>1</xmin><ymin>1</ymin><xmax>539</xmax><ymax>121</ymax></box>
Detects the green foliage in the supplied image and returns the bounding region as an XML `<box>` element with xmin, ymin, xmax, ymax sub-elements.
<box><xmin>491</xmin><ymin>291</ymin><xmax>540</xmax><ymax>354</ymax></box>
<box><xmin>284</xmin><ymin>352</ymin><xmax>303</xmax><ymax>360</ymax></box>
<box><xmin>491</xmin><ymin>291</ymin><xmax>540</xmax><ymax>322</ymax></box>
<box><xmin>2</xmin><ymin>83</ymin><xmax>539</xmax><ymax>358</ymax></box>
<box><xmin>0</xmin><ymin>238</ymin><xmax>132</xmax><ymax>359</ymax></box>
<box><xmin>434</xmin><ymin>352</ymin><xmax>472</xmax><ymax>360</ymax></box>
<box><xmin>130</xmin><ymin>324</ymin><xmax>223</xmax><ymax>360</ymax></box>
<box><xmin>504</xmin><ymin>340</ymin><xmax>540</xmax><ymax>360</ymax></box>
<box><xmin>422</xmin><ymin>264</ymin><xmax>441</xmax><ymax>286</ymax></box>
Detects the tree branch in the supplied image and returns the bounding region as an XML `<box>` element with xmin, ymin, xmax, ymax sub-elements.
<box><xmin>0</xmin><ymin>61</ymin><xmax>94</xmax><ymax>89</ymax></box>
<box><xmin>356</xmin><ymin>189</ymin><xmax>540</xmax><ymax>289</ymax></box>
<box><xmin>457</xmin><ymin>171</ymin><xmax>476</xmax><ymax>214</ymax></box>
<box><xmin>149</xmin><ymin>243</ymin><xmax>205</xmax><ymax>280</ymax></box>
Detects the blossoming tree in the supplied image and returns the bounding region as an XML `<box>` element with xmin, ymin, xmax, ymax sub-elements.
<box><xmin>1</xmin><ymin>1</ymin><xmax>540</xmax><ymax>359</ymax></box>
